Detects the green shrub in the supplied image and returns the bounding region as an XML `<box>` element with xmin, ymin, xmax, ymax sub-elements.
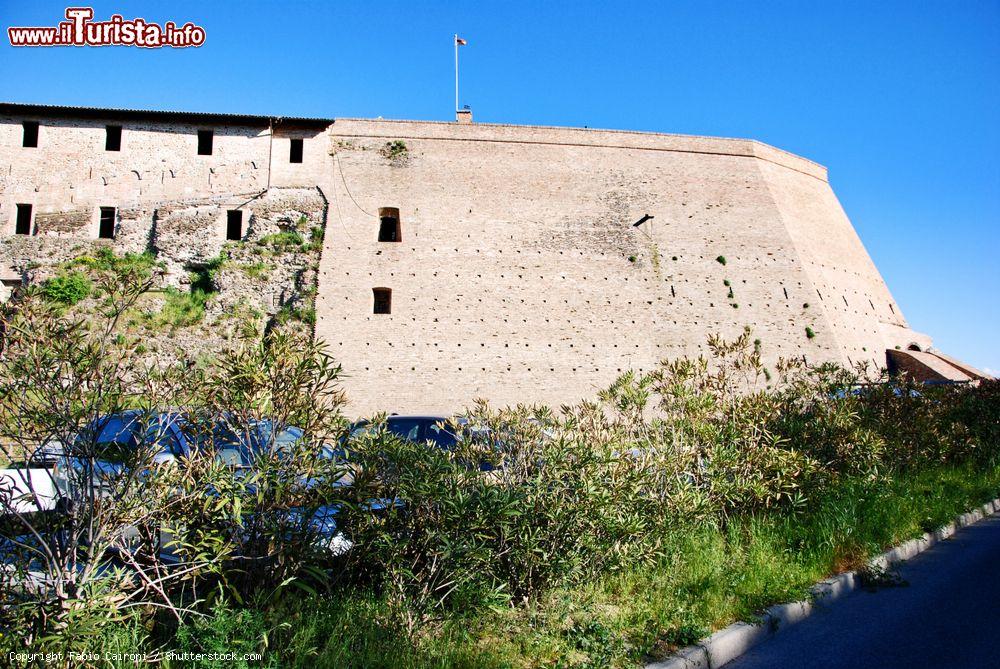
<box><xmin>156</xmin><ymin>287</ymin><xmax>209</xmax><ymax>326</ymax></box>
<box><xmin>41</xmin><ymin>272</ymin><xmax>91</xmax><ymax>305</ymax></box>
<box><xmin>259</xmin><ymin>231</ymin><xmax>305</xmax><ymax>252</ymax></box>
<box><xmin>239</xmin><ymin>262</ymin><xmax>272</xmax><ymax>280</ymax></box>
<box><xmin>716</xmin><ymin>255</ymin><xmax>727</xmax><ymax>265</ymax></box>
<box><xmin>805</xmin><ymin>326</ymin><xmax>816</xmax><ymax>339</ymax></box>
<box><xmin>380</xmin><ymin>140</ymin><xmax>408</xmax><ymax>161</ymax></box>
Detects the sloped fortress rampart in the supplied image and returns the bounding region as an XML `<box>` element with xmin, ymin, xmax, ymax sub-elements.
<box><xmin>3</xmin><ymin>103</ymin><xmax>969</xmax><ymax>415</ymax></box>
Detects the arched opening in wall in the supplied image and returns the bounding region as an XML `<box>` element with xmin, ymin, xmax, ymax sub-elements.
<box><xmin>907</xmin><ymin>343</ymin><xmax>922</xmax><ymax>352</ymax></box>
<box><xmin>373</xmin><ymin>287</ymin><xmax>392</xmax><ymax>314</ymax></box>
<box><xmin>378</xmin><ymin>207</ymin><xmax>401</xmax><ymax>242</ymax></box>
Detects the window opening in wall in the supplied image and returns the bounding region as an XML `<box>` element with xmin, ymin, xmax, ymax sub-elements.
<box><xmin>105</xmin><ymin>125</ymin><xmax>122</xmax><ymax>151</ymax></box>
<box><xmin>197</xmin><ymin>129</ymin><xmax>214</xmax><ymax>155</ymax></box>
<box><xmin>289</xmin><ymin>138</ymin><xmax>303</xmax><ymax>163</ymax></box>
<box><xmin>378</xmin><ymin>207</ymin><xmax>401</xmax><ymax>242</ymax></box>
<box><xmin>15</xmin><ymin>204</ymin><xmax>32</xmax><ymax>235</ymax></box>
<box><xmin>22</xmin><ymin>121</ymin><xmax>38</xmax><ymax>147</ymax></box>
<box><xmin>226</xmin><ymin>210</ymin><xmax>243</xmax><ymax>241</ymax></box>
<box><xmin>98</xmin><ymin>207</ymin><xmax>116</xmax><ymax>239</ymax></box>
<box><xmin>373</xmin><ymin>287</ymin><xmax>392</xmax><ymax>314</ymax></box>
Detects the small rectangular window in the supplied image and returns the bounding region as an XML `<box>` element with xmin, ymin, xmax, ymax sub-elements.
<box><xmin>373</xmin><ymin>288</ymin><xmax>392</xmax><ymax>314</ymax></box>
<box><xmin>197</xmin><ymin>129</ymin><xmax>214</xmax><ymax>155</ymax></box>
<box><xmin>99</xmin><ymin>207</ymin><xmax>116</xmax><ymax>239</ymax></box>
<box><xmin>15</xmin><ymin>204</ymin><xmax>32</xmax><ymax>235</ymax></box>
<box><xmin>22</xmin><ymin>121</ymin><xmax>39</xmax><ymax>148</ymax></box>
<box><xmin>378</xmin><ymin>207</ymin><xmax>401</xmax><ymax>242</ymax></box>
<box><xmin>289</xmin><ymin>138</ymin><xmax>303</xmax><ymax>164</ymax></box>
<box><xmin>105</xmin><ymin>125</ymin><xmax>122</xmax><ymax>151</ymax></box>
<box><xmin>226</xmin><ymin>210</ymin><xmax>243</xmax><ymax>240</ymax></box>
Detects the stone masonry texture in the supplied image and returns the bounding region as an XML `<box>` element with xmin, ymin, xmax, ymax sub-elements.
<box><xmin>0</xmin><ymin>104</ymin><xmax>934</xmax><ymax>415</ymax></box>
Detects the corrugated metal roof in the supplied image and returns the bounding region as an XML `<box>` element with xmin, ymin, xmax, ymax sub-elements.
<box><xmin>0</xmin><ymin>102</ymin><xmax>332</xmax><ymax>127</ymax></box>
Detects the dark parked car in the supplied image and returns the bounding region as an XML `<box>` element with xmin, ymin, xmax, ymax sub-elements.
<box><xmin>51</xmin><ymin>410</ymin><xmax>352</xmax><ymax>558</ymax></box>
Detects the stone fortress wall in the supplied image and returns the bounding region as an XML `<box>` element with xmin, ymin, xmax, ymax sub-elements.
<box><xmin>2</xmin><ymin>103</ymin><xmax>975</xmax><ymax>416</ymax></box>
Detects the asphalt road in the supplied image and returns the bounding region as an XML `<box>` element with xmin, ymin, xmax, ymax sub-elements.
<box><xmin>723</xmin><ymin>513</ymin><xmax>1000</xmax><ymax>669</ymax></box>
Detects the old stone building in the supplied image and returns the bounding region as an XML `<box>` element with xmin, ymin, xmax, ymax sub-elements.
<box><xmin>0</xmin><ymin>103</ymin><xmax>988</xmax><ymax>414</ymax></box>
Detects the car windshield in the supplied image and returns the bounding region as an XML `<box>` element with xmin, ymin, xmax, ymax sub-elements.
<box><xmin>386</xmin><ymin>418</ymin><xmax>424</xmax><ymax>442</ymax></box>
<box><xmin>177</xmin><ymin>418</ymin><xmax>259</xmax><ymax>467</ymax></box>
<box><xmin>254</xmin><ymin>422</ymin><xmax>304</xmax><ymax>454</ymax></box>
<box><xmin>426</xmin><ymin>422</ymin><xmax>459</xmax><ymax>448</ymax></box>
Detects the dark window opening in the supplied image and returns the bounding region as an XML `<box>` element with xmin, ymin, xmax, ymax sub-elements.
<box><xmin>15</xmin><ymin>204</ymin><xmax>32</xmax><ymax>235</ymax></box>
<box><xmin>373</xmin><ymin>287</ymin><xmax>392</xmax><ymax>314</ymax></box>
<box><xmin>907</xmin><ymin>343</ymin><xmax>922</xmax><ymax>352</ymax></box>
<box><xmin>22</xmin><ymin>121</ymin><xmax>38</xmax><ymax>148</ymax></box>
<box><xmin>197</xmin><ymin>130</ymin><xmax>214</xmax><ymax>155</ymax></box>
<box><xmin>226</xmin><ymin>210</ymin><xmax>243</xmax><ymax>241</ymax></box>
<box><xmin>378</xmin><ymin>207</ymin><xmax>401</xmax><ymax>242</ymax></box>
<box><xmin>99</xmin><ymin>207</ymin><xmax>116</xmax><ymax>239</ymax></box>
<box><xmin>289</xmin><ymin>138</ymin><xmax>303</xmax><ymax>163</ymax></box>
<box><xmin>105</xmin><ymin>125</ymin><xmax>122</xmax><ymax>151</ymax></box>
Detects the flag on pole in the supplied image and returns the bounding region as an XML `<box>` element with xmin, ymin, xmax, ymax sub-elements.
<box><xmin>455</xmin><ymin>36</ymin><xmax>467</xmax><ymax>45</ymax></box>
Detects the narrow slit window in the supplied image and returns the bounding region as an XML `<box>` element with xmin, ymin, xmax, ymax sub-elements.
<box><xmin>22</xmin><ymin>121</ymin><xmax>39</xmax><ymax>148</ymax></box>
<box><xmin>226</xmin><ymin>210</ymin><xmax>243</xmax><ymax>241</ymax></box>
<box><xmin>289</xmin><ymin>138</ymin><xmax>303</xmax><ymax>163</ymax></box>
<box><xmin>99</xmin><ymin>207</ymin><xmax>116</xmax><ymax>239</ymax></box>
<box><xmin>105</xmin><ymin>125</ymin><xmax>122</xmax><ymax>151</ymax></box>
<box><xmin>378</xmin><ymin>207</ymin><xmax>401</xmax><ymax>242</ymax></box>
<box><xmin>373</xmin><ymin>287</ymin><xmax>392</xmax><ymax>314</ymax></box>
<box><xmin>15</xmin><ymin>204</ymin><xmax>32</xmax><ymax>235</ymax></box>
<box><xmin>197</xmin><ymin>129</ymin><xmax>214</xmax><ymax>155</ymax></box>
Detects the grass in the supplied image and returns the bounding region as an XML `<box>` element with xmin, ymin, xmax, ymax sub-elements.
<box><xmin>153</xmin><ymin>287</ymin><xmax>210</xmax><ymax>327</ymax></box>
<box><xmin>84</xmin><ymin>459</ymin><xmax>1000</xmax><ymax>669</ymax></box>
<box><xmin>259</xmin><ymin>231</ymin><xmax>305</xmax><ymax>252</ymax></box>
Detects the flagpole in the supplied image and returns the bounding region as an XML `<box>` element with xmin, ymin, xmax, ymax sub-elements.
<box><xmin>454</xmin><ymin>34</ymin><xmax>459</xmax><ymax>113</ymax></box>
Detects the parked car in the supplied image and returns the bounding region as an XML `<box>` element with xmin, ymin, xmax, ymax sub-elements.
<box><xmin>51</xmin><ymin>410</ymin><xmax>352</xmax><ymax>559</ymax></box>
<box><xmin>347</xmin><ymin>415</ymin><xmax>462</xmax><ymax>449</ymax></box>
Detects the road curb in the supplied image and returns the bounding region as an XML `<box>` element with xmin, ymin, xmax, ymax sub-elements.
<box><xmin>645</xmin><ymin>496</ymin><xmax>1000</xmax><ymax>669</ymax></box>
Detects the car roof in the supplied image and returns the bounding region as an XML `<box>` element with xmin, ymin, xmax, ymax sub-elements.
<box><xmin>387</xmin><ymin>415</ymin><xmax>451</xmax><ymax>421</ymax></box>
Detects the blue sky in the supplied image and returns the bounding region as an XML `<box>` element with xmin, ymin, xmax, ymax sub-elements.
<box><xmin>2</xmin><ymin>1</ymin><xmax>998</xmax><ymax>372</ymax></box>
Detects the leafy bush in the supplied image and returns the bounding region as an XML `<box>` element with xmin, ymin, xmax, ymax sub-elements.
<box><xmin>716</xmin><ymin>255</ymin><xmax>727</xmax><ymax>265</ymax></box>
<box><xmin>40</xmin><ymin>271</ymin><xmax>91</xmax><ymax>305</ymax></box>
<box><xmin>4</xmin><ymin>268</ymin><xmax>999</xmax><ymax>663</ymax></box>
<box><xmin>380</xmin><ymin>140</ymin><xmax>408</xmax><ymax>161</ymax></box>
